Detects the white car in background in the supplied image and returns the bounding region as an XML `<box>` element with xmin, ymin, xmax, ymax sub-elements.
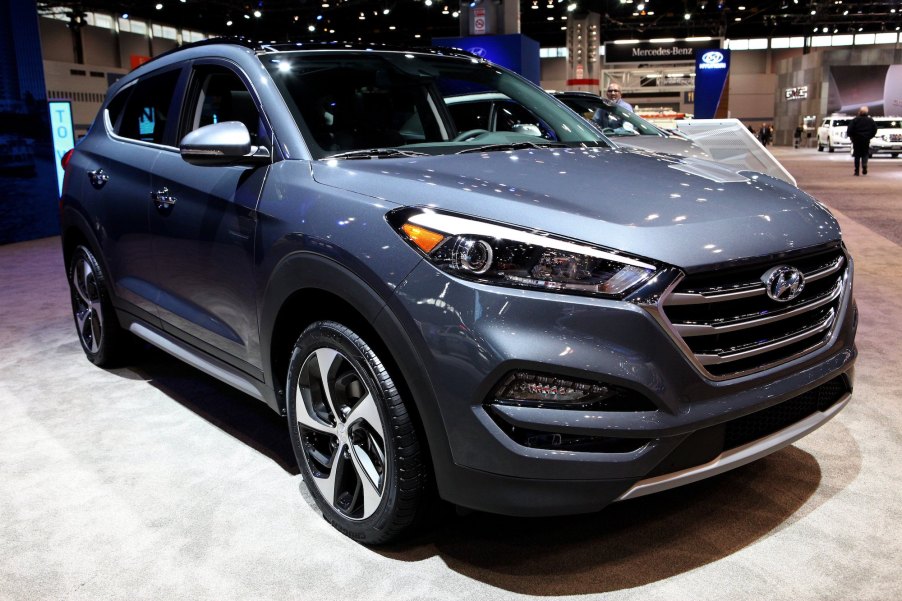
<box><xmin>869</xmin><ymin>117</ymin><xmax>902</xmax><ymax>158</ymax></box>
<box><xmin>817</xmin><ymin>115</ymin><xmax>852</xmax><ymax>152</ymax></box>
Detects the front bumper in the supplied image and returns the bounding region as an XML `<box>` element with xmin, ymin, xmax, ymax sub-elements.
<box><xmin>389</xmin><ymin>258</ymin><xmax>857</xmax><ymax>515</ymax></box>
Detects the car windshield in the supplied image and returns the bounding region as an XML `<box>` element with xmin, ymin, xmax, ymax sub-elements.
<box><xmin>556</xmin><ymin>95</ymin><xmax>666</xmax><ymax>138</ymax></box>
<box><xmin>830</xmin><ymin>119</ymin><xmax>852</xmax><ymax>127</ymax></box>
<box><xmin>877</xmin><ymin>119</ymin><xmax>902</xmax><ymax>128</ymax></box>
<box><xmin>262</xmin><ymin>50</ymin><xmax>608</xmax><ymax>159</ymax></box>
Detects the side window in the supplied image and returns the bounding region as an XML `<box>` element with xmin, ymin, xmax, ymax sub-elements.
<box><xmin>447</xmin><ymin>101</ymin><xmax>491</xmax><ymax>132</ymax></box>
<box><xmin>116</xmin><ymin>68</ymin><xmax>181</xmax><ymax>144</ymax></box>
<box><xmin>105</xmin><ymin>86</ymin><xmax>131</xmax><ymax>131</ymax></box>
<box><xmin>183</xmin><ymin>66</ymin><xmax>264</xmax><ymax>146</ymax></box>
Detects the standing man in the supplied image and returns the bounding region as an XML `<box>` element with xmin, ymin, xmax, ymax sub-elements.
<box><xmin>605</xmin><ymin>82</ymin><xmax>633</xmax><ymax>111</ymax></box>
<box><xmin>848</xmin><ymin>106</ymin><xmax>878</xmax><ymax>175</ymax></box>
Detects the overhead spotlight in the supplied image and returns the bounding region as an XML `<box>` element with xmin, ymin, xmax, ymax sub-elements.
<box><xmin>810</xmin><ymin>9</ymin><xmax>816</xmax><ymax>14</ymax></box>
<box><xmin>452</xmin><ymin>10</ymin><xmax>460</xmax><ymax>17</ymax></box>
<box><xmin>308</xmin><ymin>25</ymin><xmax>315</xmax><ymax>32</ymax></box>
<box><xmin>637</xmin><ymin>2</ymin><xmax>644</xmax><ymax>10</ymax></box>
<box><xmin>425</xmin><ymin>0</ymin><xmax>432</xmax><ymax>6</ymax></box>
<box><xmin>567</xmin><ymin>2</ymin><xmax>577</xmax><ymax>11</ymax></box>
<box><xmin>253</xmin><ymin>9</ymin><xmax>261</xmax><ymax>17</ymax></box>
<box><xmin>226</xmin><ymin>19</ymin><xmax>232</xmax><ymax>26</ymax></box>
<box><xmin>155</xmin><ymin>3</ymin><xmax>163</xmax><ymax>9</ymax></box>
<box><xmin>684</xmin><ymin>12</ymin><xmax>691</xmax><ymax>19</ymax></box>
<box><xmin>121</xmin><ymin>13</ymin><xmax>129</xmax><ymax>19</ymax></box>
<box><xmin>383</xmin><ymin>8</ymin><xmax>390</xmax><ymax>14</ymax></box>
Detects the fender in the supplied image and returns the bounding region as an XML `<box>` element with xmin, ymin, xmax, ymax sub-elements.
<box><xmin>258</xmin><ymin>251</ymin><xmax>455</xmax><ymax>477</ymax></box>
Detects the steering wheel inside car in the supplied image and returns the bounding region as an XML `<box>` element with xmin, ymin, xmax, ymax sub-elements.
<box><xmin>452</xmin><ymin>129</ymin><xmax>491</xmax><ymax>142</ymax></box>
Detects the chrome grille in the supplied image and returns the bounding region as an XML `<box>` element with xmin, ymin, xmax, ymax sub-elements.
<box><xmin>660</xmin><ymin>247</ymin><xmax>848</xmax><ymax>378</ymax></box>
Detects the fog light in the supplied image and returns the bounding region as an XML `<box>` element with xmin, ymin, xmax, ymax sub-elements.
<box><xmin>490</xmin><ymin>370</ymin><xmax>658</xmax><ymax>411</ymax></box>
<box><xmin>496</xmin><ymin>371</ymin><xmax>608</xmax><ymax>405</ymax></box>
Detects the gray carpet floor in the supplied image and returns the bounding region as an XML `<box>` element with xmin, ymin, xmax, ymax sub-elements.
<box><xmin>1</xmin><ymin>147</ymin><xmax>900</xmax><ymax>600</ymax></box>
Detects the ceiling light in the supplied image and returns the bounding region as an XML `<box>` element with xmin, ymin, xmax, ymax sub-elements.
<box><xmin>425</xmin><ymin>0</ymin><xmax>433</xmax><ymax>6</ymax></box>
<box><xmin>155</xmin><ymin>3</ymin><xmax>163</xmax><ymax>9</ymax></box>
<box><xmin>243</xmin><ymin>14</ymin><xmax>250</xmax><ymax>19</ymax></box>
<box><xmin>383</xmin><ymin>8</ymin><xmax>390</xmax><ymax>14</ymax></box>
<box><xmin>308</xmin><ymin>25</ymin><xmax>315</xmax><ymax>31</ymax></box>
<box><xmin>253</xmin><ymin>10</ymin><xmax>261</xmax><ymax>17</ymax></box>
<box><xmin>121</xmin><ymin>13</ymin><xmax>129</xmax><ymax>19</ymax></box>
<box><xmin>684</xmin><ymin>12</ymin><xmax>691</xmax><ymax>19</ymax></box>
<box><xmin>226</xmin><ymin>19</ymin><xmax>232</xmax><ymax>26</ymax></box>
<box><xmin>453</xmin><ymin>11</ymin><xmax>460</xmax><ymax>17</ymax></box>
<box><xmin>567</xmin><ymin>3</ymin><xmax>577</xmax><ymax>11</ymax></box>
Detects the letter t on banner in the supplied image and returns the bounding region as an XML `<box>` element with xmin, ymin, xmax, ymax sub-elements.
<box><xmin>49</xmin><ymin>100</ymin><xmax>75</xmax><ymax>197</ymax></box>
<box><xmin>694</xmin><ymin>49</ymin><xmax>731</xmax><ymax>119</ymax></box>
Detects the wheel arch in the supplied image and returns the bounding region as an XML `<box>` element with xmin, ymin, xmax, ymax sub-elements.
<box><xmin>261</xmin><ymin>252</ymin><xmax>452</xmax><ymax>489</ymax></box>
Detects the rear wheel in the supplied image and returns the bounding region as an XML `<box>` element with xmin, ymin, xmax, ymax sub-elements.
<box><xmin>828</xmin><ymin>144</ymin><xmax>835</xmax><ymax>153</ymax></box>
<box><xmin>286</xmin><ymin>321</ymin><xmax>427</xmax><ymax>544</ymax></box>
<box><xmin>892</xmin><ymin>153</ymin><xmax>899</xmax><ymax>158</ymax></box>
<box><xmin>67</xmin><ymin>245</ymin><xmax>129</xmax><ymax>367</ymax></box>
<box><xmin>817</xmin><ymin>143</ymin><xmax>824</xmax><ymax>152</ymax></box>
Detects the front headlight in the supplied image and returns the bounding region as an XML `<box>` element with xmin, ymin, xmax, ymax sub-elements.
<box><xmin>389</xmin><ymin>209</ymin><xmax>658</xmax><ymax>298</ymax></box>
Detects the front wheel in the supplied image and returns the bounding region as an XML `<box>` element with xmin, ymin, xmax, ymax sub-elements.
<box><xmin>828</xmin><ymin>145</ymin><xmax>835</xmax><ymax>153</ymax></box>
<box><xmin>892</xmin><ymin>153</ymin><xmax>899</xmax><ymax>158</ymax></box>
<box><xmin>286</xmin><ymin>321</ymin><xmax>428</xmax><ymax>544</ymax></box>
<box><xmin>68</xmin><ymin>245</ymin><xmax>129</xmax><ymax>367</ymax></box>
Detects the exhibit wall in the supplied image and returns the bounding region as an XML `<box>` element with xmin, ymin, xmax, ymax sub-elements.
<box><xmin>775</xmin><ymin>46</ymin><xmax>902</xmax><ymax>146</ymax></box>
<box><xmin>1</xmin><ymin>0</ymin><xmax>61</xmax><ymax>245</ymax></box>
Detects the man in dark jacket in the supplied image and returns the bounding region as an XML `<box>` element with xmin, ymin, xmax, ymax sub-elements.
<box><xmin>847</xmin><ymin>106</ymin><xmax>878</xmax><ymax>175</ymax></box>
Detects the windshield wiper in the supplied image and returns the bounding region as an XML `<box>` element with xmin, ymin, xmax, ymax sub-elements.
<box><xmin>327</xmin><ymin>148</ymin><xmax>429</xmax><ymax>160</ymax></box>
<box><xmin>455</xmin><ymin>141</ymin><xmax>567</xmax><ymax>154</ymax></box>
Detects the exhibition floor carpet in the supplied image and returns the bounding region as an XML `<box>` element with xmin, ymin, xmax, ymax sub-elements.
<box><xmin>1</xmin><ymin>148</ymin><xmax>900</xmax><ymax>600</ymax></box>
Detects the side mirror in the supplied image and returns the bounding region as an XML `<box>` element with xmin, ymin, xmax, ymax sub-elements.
<box><xmin>179</xmin><ymin>121</ymin><xmax>270</xmax><ymax>166</ymax></box>
<box><xmin>511</xmin><ymin>123</ymin><xmax>543</xmax><ymax>137</ymax></box>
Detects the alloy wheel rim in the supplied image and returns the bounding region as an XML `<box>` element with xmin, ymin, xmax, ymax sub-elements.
<box><xmin>72</xmin><ymin>257</ymin><xmax>103</xmax><ymax>354</ymax></box>
<box><xmin>295</xmin><ymin>348</ymin><xmax>386</xmax><ymax>520</ymax></box>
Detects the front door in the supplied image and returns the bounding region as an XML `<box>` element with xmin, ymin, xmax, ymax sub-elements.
<box><xmin>149</xmin><ymin>62</ymin><xmax>271</xmax><ymax>374</ymax></box>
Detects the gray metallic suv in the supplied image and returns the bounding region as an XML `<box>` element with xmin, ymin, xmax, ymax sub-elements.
<box><xmin>60</xmin><ymin>39</ymin><xmax>857</xmax><ymax>544</ymax></box>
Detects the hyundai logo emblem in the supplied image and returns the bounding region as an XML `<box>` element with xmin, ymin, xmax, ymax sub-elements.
<box><xmin>469</xmin><ymin>47</ymin><xmax>487</xmax><ymax>58</ymax></box>
<box><xmin>701</xmin><ymin>51</ymin><xmax>724</xmax><ymax>64</ymax></box>
<box><xmin>761</xmin><ymin>265</ymin><xmax>805</xmax><ymax>302</ymax></box>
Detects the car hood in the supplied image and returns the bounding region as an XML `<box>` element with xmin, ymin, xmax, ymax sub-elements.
<box><xmin>610</xmin><ymin>135</ymin><xmax>711</xmax><ymax>160</ymax></box>
<box><xmin>311</xmin><ymin>147</ymin><xmax>840</xmax><ymax>271</ymax></box>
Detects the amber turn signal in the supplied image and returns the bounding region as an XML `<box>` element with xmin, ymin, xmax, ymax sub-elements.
<box><xmin>401</xmin><ymin>223</ymin><xmax>445</xmax><ymax>253</ymax></box>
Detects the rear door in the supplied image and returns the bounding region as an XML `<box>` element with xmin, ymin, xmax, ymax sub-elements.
<box><xmin>76</xmin><ymin>66</ymin><xmax>183</xmax><ymax>322</ymax></box>
<box><xmin>148</xmin><ymin>60</ymin><xmax>272</xmax><ymax>373</ymax></box>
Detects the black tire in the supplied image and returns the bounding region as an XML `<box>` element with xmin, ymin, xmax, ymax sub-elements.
<box><xmin>67</xmin><ymin>245</ymin><xmax>129</xmax><ymax>367</ymax></box>
<box><xmin>828</xmin><ymin>145</ymin><xmax>835</xmax><ymax>153</ymax></box>
<box><xmin>817</xmin><ymin>143</ymin><xmax>824</xmax><ymax>152</ymax></box>
<box><xmin>286</xmin><ymin>321</ymin><xmax>427</xmax><ymax>544</ymax></box>
<box><xmin>892</xmin><ymin>153</ymin><xmax>899</xmax><ymax>158</ymax></box>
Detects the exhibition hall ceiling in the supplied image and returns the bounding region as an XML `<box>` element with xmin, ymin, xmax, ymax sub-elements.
<box><xmin>37</xmin><ymin>0</ymin><xmax>902</xmax><ymax>47</ymax></box>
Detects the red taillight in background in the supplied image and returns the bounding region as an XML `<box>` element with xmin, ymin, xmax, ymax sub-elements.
<box><xmin>60</xmin><ymin>148</ymin><xmax>74</xmax><ymax>170</ymax></box>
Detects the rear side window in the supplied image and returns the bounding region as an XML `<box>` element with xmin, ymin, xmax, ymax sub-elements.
<box><xmin>115</xmin><ymin>68</ymin><xmax>181</xmax><ymax>144</ymax></box>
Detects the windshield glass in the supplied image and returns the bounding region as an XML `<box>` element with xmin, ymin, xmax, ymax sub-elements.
<box><xmin>876</xmin><ymin>119</ymin><xmax>902</xmax><ymax>129</ymax></box>
<box><xmin>556</xmin><ymin>94</ymin><xmax>666</xmax><ymax>138</ymax></box>
<box><xmin>262</xmin><ymin>51</ymin><xmax>608</xmax><ymax>158</ymax></box>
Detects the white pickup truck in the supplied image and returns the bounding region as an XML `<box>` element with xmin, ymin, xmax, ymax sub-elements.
<box><xmin>817</xmin><ymin>115</ymin><xmax>852</xmax><ymax>152</ymax></box>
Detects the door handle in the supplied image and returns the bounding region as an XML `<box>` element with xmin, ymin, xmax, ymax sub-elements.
<box><xmin>150</xmin><ymin>187</ymin><xmax>177</xmax><ymax>207</ymax></box>
<box><xmin>87</xmin><ymin>168</ymin><xmax>109</xmax><ymax>189</ymax></box>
